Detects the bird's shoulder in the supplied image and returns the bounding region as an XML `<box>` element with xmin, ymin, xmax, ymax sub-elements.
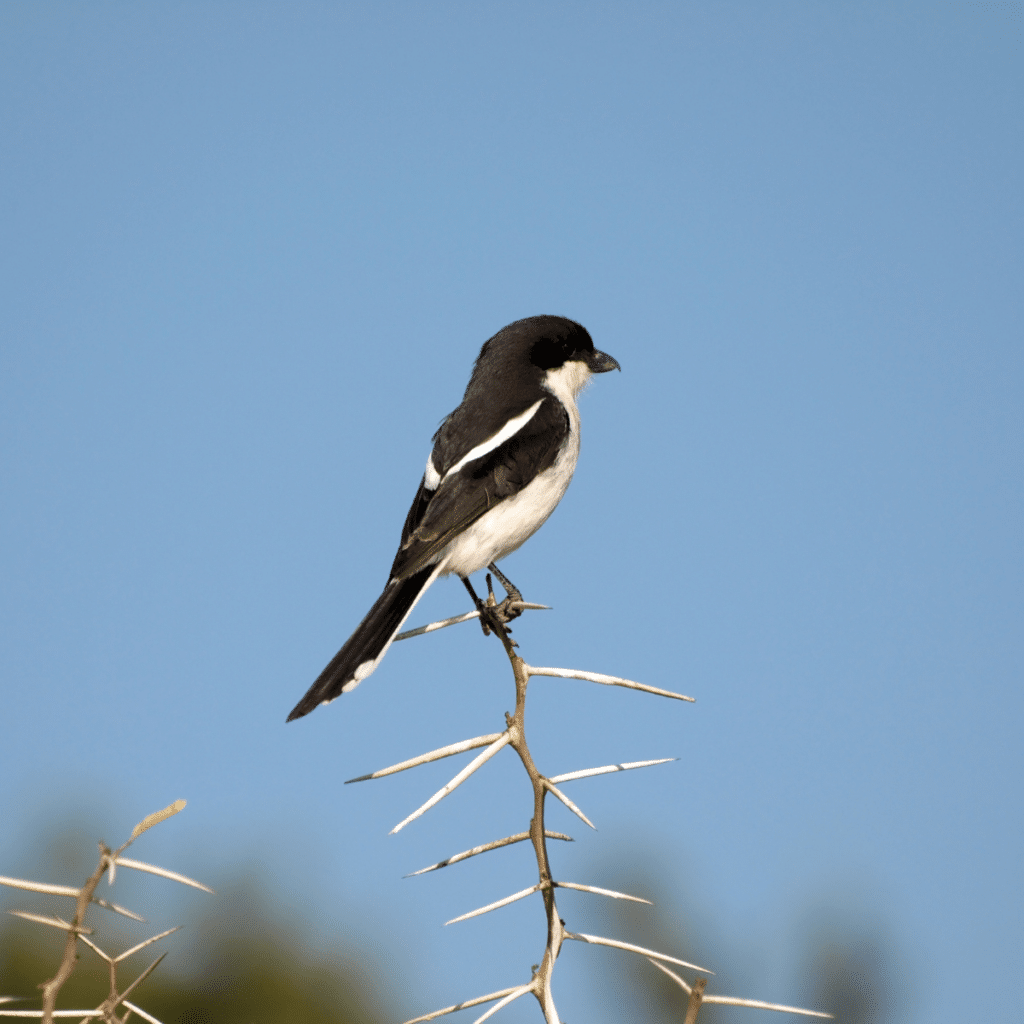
<box><xmin>431</xmin><ymin>378</ymin><xmax>555</xmax><ymax>476</ymax></box>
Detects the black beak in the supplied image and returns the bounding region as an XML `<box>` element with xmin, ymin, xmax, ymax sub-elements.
<box><xmin>587</xmin><ymin>349</ymin><xmax>621</xmax><ymax>373</ymax></box>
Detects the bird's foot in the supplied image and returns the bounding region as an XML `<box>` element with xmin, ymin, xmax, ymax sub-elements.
<box><xmin>460</xmin><ymin>573</ymin><xmax>519</xmax><ymax>646</ymax></box>
<box><xmin>486</xmin><ymin>562</ymin><xmax>525</xmax><ymax>626</ymax></box>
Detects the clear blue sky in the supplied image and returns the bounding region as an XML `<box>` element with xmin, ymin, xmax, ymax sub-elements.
<box><xmin>1</xmin><ymin>4</ymin><xmax>1021</xmax><ymax>1022</ymax></box>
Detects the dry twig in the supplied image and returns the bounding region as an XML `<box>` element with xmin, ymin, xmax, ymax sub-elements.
<box><xmin>378</xmin><ymin>601</ymin><xmax>832</xmax><ymax>1023</ymax></box>
<box><xmin>0</xmin><ymin>800</ymin><xmax>211</xmax><ymax>1024</ymax></box>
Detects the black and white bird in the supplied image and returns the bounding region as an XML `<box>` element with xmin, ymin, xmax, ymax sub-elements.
<box><xmin>287</xmin><ymin>315</ymin><xmax>619</xmax><ymax>722</ymax></box>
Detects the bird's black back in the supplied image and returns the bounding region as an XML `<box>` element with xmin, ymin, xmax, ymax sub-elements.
<box><xmin>431</xmin><ymin>315</ymin><xmax>593</xmax><ymax>477</ymax></box>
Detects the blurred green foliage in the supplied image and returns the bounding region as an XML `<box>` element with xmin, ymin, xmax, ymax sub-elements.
<box><xmin>592</xmin><ymin>852</ymin><xmax>909</xmax><ymax>1024</ymax></box>
<box><xmin>1</xmin><ymin>881</ymin><xmax>393</xmax><ymax>1024</ymax></box>
<box><xmin>2</xmin><ymin>825</ymin><xmax>908</xmax><ymax>1023</ymax></box>
<box><xmin>801</xmin><ymin>922</ymin><xmax>905</xmax><ymax>1024</ymax></box>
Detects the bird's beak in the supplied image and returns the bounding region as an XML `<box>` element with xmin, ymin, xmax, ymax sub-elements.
<box><xmin>587</xmin><ymin>349</ymin><xmax>621</xmax><ymax>373</ymax></box>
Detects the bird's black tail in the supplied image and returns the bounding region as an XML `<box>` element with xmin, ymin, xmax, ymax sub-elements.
<box><xmin>287</xmin><ymin>564</ymin><xmax>439</xmax><ymax>721</ymax></box>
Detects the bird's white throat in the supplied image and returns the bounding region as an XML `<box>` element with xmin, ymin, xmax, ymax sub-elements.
<box><xmin>543</xmin><ymin>360</ymin><xmax>593</xmax><ymax>403</ymax></box>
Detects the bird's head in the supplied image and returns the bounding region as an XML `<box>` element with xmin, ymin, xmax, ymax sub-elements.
<box><xmin>473</xmin><ymin>315</ymin><xmax>620</xmax><ymax>400</ymax></box>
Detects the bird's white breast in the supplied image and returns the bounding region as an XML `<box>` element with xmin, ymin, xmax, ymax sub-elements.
<box><xmin>437</xmin><ymin>368</ymin><xmax>584</xmax><ymax>578</ymax></box>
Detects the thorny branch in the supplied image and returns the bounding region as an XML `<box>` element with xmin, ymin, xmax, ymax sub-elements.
<box><xmin>373</xmin><ymin>581</ymin><xmax>833</xmax><ymax>1023</ymax></box>
<box><xmin>2</xmin><ymin>593</ymin><xmax>832</xmax><ymax>1023</ymax></box>
<box><xmin>505</xmin><ymin>642</ymin><xmax>562</xmax><ymax>1021</ymax></box>
<box><xmin>0</xmin><ymin>801</ymin><xmax>211</xmax><ymax>1024</ymax></box>
<box><xmin>38</xmin><ymin>848</ymin><xmax>109</xmax><ymax>1021</ymax></box>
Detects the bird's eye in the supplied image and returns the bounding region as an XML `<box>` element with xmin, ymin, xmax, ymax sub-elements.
<box><xmin>530</xmin><ymin>336</ymin><xmax>575</xmax><ymax>370</ymax></box>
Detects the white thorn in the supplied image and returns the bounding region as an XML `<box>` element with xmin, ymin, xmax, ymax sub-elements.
<box><xmin>544</xmin><ymin>781</ymin><xmax>596</xmax><ymax>829</ymax></box>
<box><xmin>445</xmin><ymin>884</ymin><xmax>541</xmax><ymax>925</ymax></box>
<box><xmin>548</xmin><ymin>758</ymin><xmax>676</xmax><ymax>784</ymax></box>
<box><xmin>391</xmin><ymin>733</ymin><xmax>511</xmax><ymax>834</ymax></box>
<box><xmin>565</xmin><ymin>931</ymin><xmax>712</xmax><ymax>973</ymax></box>
<box><xmin>347</xmin><ymin>734</ymin><xmax>503</xmax><ymax>784</ymax></box>
<box><xmin>527</xmin><ymin>665</ymin><xmax>695</xmax><ymax>702</ymax></box>
<box><xmin>554</xmin><ymin>881</ymin><xmax>652</xmax><ymax>904</ymax></box>
<box><xmin>114</xmin><ymin>858</ymin><xmax>213</xmax><ymax>893</ymax></box>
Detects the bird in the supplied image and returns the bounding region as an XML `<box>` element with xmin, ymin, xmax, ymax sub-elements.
<box><xmin>287</xmin><ymin>315</ymin><xmax>619</xmax><ymax>721</ymax></box>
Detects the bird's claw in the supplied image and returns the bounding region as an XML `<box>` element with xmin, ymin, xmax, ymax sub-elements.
<box><xmin>462</xmin><ymin>570</ymin><xmax>525</xmax><ymax>646</ymax></box>
<box><xmin>478</xmin><ymin>598</ymin><xmax>520</xmax><ymax>641</ymax></box>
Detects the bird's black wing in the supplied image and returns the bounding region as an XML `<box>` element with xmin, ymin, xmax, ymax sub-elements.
<box><xmin>390</xmin><ymin>395</ymin><xmax>570</xmax><ymax>580</ymax></box>
<box><xmin>398</xmin><ymin>477</ymin><xmax>433</xmax><ymax>553</ymax></box>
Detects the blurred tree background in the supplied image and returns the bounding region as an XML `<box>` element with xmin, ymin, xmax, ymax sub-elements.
<box><xmin>0</xmin><ymin>826</ymin><xmax>394</xmax><ymax>1024</ymax></box>
<box><xmin>588</xmin><ymin>850</ymin><xmax>910</xmax><ymax>1024</ymax></box>
<box><xmin>3</xmin><ymin>827</ymin><xmax>910</xmax><ymax>1023</ymax></box>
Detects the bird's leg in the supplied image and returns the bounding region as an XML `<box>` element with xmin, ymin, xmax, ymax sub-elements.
<box><xmin>460</xmin><ymin>574</ymin><xmax>517</xmax><ymax>645</ymax></box>
<box><xmin>460</xmin><ymin>575</ymin><xmax>491</xmax><ymax>635</ymax></box>
<box><xmin>487</xmin><ymin>562</ymin><xmax>525</xmax><ymax>624</ymax></box>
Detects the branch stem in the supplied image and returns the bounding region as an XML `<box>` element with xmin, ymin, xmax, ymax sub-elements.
<box><xmin>498</xmin><ymin>635</ymin><xmax>563</xmax><ymax>1023</ymax></box>
<box><xmin>39</xmin><ymin>846</ymin><xmax>110</xmax><ymax>1024</ymax></box>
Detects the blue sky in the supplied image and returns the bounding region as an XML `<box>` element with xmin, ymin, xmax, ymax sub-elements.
<box><xmin>1</xmin><ymin>3</ymin><xmax>1021</xmax><ymax>1022</ymax></box>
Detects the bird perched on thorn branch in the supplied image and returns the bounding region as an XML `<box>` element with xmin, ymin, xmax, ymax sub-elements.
<box><xmin>287</xmin><ymin>314</ymin><xmax>619</xmax><ymax>722</ymax></box>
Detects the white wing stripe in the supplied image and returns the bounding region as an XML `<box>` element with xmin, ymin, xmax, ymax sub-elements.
<box><xmin>424</xmin><ymin>455</ymin><xmax>441</xmax><ymax>490</ymax></box>
<box><xmin>442</xmin><ymin>399</ymin><xmax>545</xmax><ymax>483</ymax></box>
